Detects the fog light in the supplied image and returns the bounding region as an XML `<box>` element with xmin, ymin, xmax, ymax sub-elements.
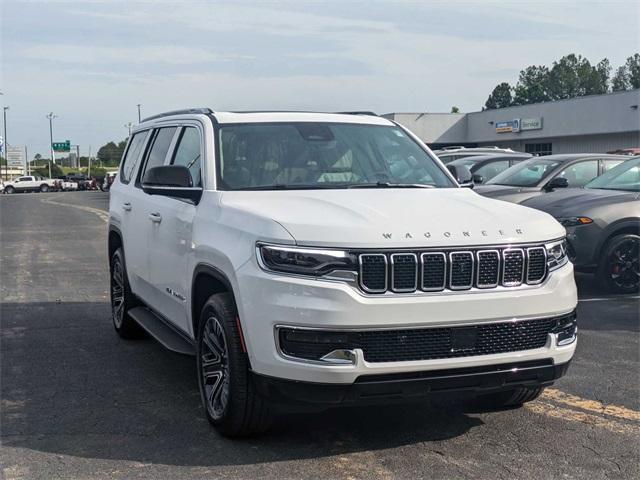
<box><xmin>551</xmin><ymin>311</ymin><xmax>577</xmax><ymax>346</ymax></box>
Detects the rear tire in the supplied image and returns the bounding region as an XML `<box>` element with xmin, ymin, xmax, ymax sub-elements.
<box><xmin>597</xmin><ymin>234</ymin><xmax>639</xmax><ymax>294</ymax></box>
<box><xmin>40</xmin><ymin>184</ymin><xmax>49</xmax><ymax>193</ymax></box>
<box><xmin>471</xmin><ymin>386</ymin><xmax>545</xmax><ymax>410</ymax></box>
<box><xmin>110</xmin><ymin>248</ymin><xmax>144</xmax><ymax>339</ymax></box>
<box><xmin>196</xmin><ymin>293</ymin><xmax>272</xmax><ymax>437</ymax></box>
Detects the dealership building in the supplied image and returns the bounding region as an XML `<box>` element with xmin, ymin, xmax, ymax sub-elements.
<box><xmin>385</xmin><ymin>89</ymin><xmax>639</xmax><ymax>155</ymax></box>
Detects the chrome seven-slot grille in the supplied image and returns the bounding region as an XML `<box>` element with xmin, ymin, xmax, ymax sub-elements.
<box><xmin>358</xmin><ymin>246</ymin><xmax>547</xmax><ymax>294</ymax></box>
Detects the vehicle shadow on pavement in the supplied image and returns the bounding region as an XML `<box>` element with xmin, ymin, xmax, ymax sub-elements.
<box><xmin>1</xmin><ymin>301</ymin><xmax>483</xmax><ymax>467</ymax></box>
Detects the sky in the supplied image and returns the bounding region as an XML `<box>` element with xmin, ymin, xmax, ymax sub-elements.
<box><xmin>1</xmin><ymin>0</ymin><xmax>638</xmax><ymax>158</ymax></box>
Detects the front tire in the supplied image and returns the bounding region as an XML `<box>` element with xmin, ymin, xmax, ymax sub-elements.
<box><xmin>196</xmin><ymin>293</ymin><xmax>272</xmax><ymax>437</ymax></box>
<box><xmin>598</xmin><ymin>234</ymin><xmax>639</xmax><ymax>294</ymax></box>
<box><xmin>472</xmin><ymin>386</ymin><xmax>545</xmax><ymax>410</ymax></box>
<box><xmin>110</xmin><ymin>248</ymin><xmax>144</xmax><ymax>338</ymax></box>
<box><xmin>5</xmin><ymin>186</ymin><xmax>14</xmax><ymax>194</ymax></box>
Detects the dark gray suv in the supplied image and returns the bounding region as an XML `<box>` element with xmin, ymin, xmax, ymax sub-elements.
<box><xmin>521</xmin><ymin>157</ymin><xmax>639</xmax><ymax>293</ymax></box>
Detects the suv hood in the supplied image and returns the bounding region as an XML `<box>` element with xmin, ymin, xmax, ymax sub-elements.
<box><xmin>522</xmin><ymin>188</ymin><xmax>640</xmax><ymax>216</ymax></box>
<box><xmin>221</xmin><ymin>189</ymin><xmax>564</xmax><ymax>248</ymax></box>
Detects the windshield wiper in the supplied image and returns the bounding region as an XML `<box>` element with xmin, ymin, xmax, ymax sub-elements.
<box><xmin>348</xmin><ymin>182</ymin><xmax>435</xmax><ymax>189</ymax></box>
<box><xmin>233</xmin><ymin>183</ymin><xmax>350</xmax><ymax>191</ymax></box>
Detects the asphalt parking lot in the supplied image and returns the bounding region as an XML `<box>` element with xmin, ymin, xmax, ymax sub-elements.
<box><xmin>1</xmin><ymin>191</ymin><xmax>638</xmax><ymax>480</ymax></box>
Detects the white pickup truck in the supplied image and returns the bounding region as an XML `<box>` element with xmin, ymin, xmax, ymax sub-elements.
<box><xmin>3</xmin><ymin>175</ymin><xmax>58</xmax><ymax>194</ymax></box>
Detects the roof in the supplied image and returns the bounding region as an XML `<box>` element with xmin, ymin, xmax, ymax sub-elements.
<box><xmin>449</xmin><ymin>153</ymin><xmax>531</xmax><ymax>164</ymax></box>
<box><xmin>525</xmin><ymin>153</ymin><xmax>627</xmax><ymax>161</ymax></box>
<box><xmin>143</xmin><ymin>109</ymin><xmax>393</xmax><ymax>126</ymax></box>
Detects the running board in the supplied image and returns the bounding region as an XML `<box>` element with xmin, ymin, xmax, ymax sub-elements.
<box><xmin>128</xmin><ymin>307</ymin><xmax>196</xmax><ymax>356</ymax></box>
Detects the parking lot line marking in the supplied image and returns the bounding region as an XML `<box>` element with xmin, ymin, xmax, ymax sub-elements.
<box><xmin>542</xmin><ymin>388</ymin><xmax>640</xmax><ymax>422</ymax></box>
<box><xmin>579</xmin><ymin>296</ymin><xmax>640</xmax><ymax>302</ymax></box>
<box><xmin>526</xmin><ymin>400</ymin><xmax>640</xmax><ymax>435</ymax></box>
<box><xmin>40</xmin><ymin>195</ymin><xmax>109</xmax><ymax>223</ymax></box>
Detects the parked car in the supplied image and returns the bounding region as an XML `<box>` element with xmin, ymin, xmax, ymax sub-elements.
<box><xmin>3</xmin><ymin>175</ymin><xmax>58</xmax><ymax>194</ymax></box>
<box><xmin>54</xmin><ymin>176</ymin><xmax>79</xmax><ymax>191</ymax></box>
<box><xmin>521</xmin><ymin>156</ymin><xmax>639</xmax><ymax>293</ymax></box>
<box><xmin>446</xmin><ymin>153</ymin><xmax>532</xmax><ymax>184</ymax></box>
<box><xmin>66</xmin><ymin>173</ymin><xmax>93</xmax><ymax>190</ymax></box>
<box><xmin>475</xmin><ymin>154</ymin><xmax>628</xmax><ymax>204</ymax></box>
<box><xmin>433</xmin><ymin>146</ymin><xmax>518</xmax><ymax>164</ymax></box>
<box><xmin>108</xmin><ymin>108</ymin><xmax>577</xmax><ymax>437</ymax></box>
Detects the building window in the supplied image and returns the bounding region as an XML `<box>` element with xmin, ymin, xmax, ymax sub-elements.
<box><xmin>525</xmin><ymin>143</ymin><xmax>552</xmax><ymax>156</ymax></box>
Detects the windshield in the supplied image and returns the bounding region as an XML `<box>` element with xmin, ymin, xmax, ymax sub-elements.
<box><xmin>486</xmin><ymin>158</ymin><xmax>561</xmax><ymax>187</ymax></box>
<box><xmin>586</xmin><ymin>157</ymin><xmax>640</xmax><ymax>192</ymax></box>
<box><xmin>217</xmin><ymin>122</ymin><xmax>455</xmax><ymax>190</ymax></box>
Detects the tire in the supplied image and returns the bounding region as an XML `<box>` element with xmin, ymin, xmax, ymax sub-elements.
<box><xmin>597</xmin><ymin>234</ymin><xmax>639</xmax><ymax>294</ymax></box>
<box><xmin>196</xmin><ymin>293</ymin><xmax>272</xmax><ymax>437</ymax></box>
<box><xmin>109</xmin><ymin>248</ymin><xmax>144</xmax><ymax>339</ymax></box>
<box><xmin>5</xmin><ymin>186</ymin><xmax>15</xmax><ymax>194</ymax></box>
<box><xmin>471</xmin><ymin>386</ymin><xmax>545</xmax><ymax>410</ymax></box>
<box><xmin>40</xmin><ymin>184</ymin><xmax>50</xmax><ymax>193</ymax></box>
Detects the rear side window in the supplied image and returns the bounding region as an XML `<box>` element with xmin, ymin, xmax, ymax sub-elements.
<box><xmin>142</xmin><ymin>127</ymin><xmax>178</xmax><ymax>178</ymax></box>
<box><xmin>557</xmin><ymin>160</ymin><xmax>599</xmax><ymax>187</ymax></box>
<box><xmin>474</xmin><ymin>160</ymin><xmax>510</xmax><ymax>182</ymax></box>
<box><xmin>120</xmin><ymin>131</ymin><xmax>149</xmax><ymax>183</ymax></box>
<box><xmin>171</xmin><ymin>127</ymin><xmax>202</xmax><ymax>187</ymax></box>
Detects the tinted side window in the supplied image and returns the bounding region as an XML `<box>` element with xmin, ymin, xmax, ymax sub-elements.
<box><xmin>120</xmin><ymin>131</ymin><xmax>149</xmax><ymax>183</ymax></box>
<box><xmin>603</xmin><ymin>159</ymin><xmax>624</xmax><ymax>172</ymax></box>
<box><xmin>171</xmin><ymin>127</ymin><xmax>202</xmax><ymax>187</ymax></box>
<box><xmin>474</xmin><ymin>160</ymin><xmax>509</xmax><ymax>182</ymax></box>
<box><xmin>557</xmin><ymin>160</ymin><xmax>599</xmax><ymax>187</ymax></box>
<box><xmin>142</xmin><ymin>127</ymin><xmax>177</xmax><ymax>178</ymax></box>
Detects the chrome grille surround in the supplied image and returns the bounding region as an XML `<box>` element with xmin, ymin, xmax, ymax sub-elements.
<box><xmin>356</xmin><ymin>243</ymin><xmax>549</xmax><ymax>295</ymax></box>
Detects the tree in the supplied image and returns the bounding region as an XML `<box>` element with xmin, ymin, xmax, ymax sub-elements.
<box><xmin>625</xmin><ymin>53</ymin><xmax>640</xmax><ymax>89</ymax></box>
<box><xmin>97</xmin><ymin>140</ymin><xmax>126</xmax><ymax>166</ymax></box>
<box><xmin>484</xmin><ymin>82</ymin><xmax>513</xmax><ymax>109</ymax></box>
<box><xmin>546</xmin><ymin>54</ymin><xmax>610</xmax><ymax>100</ymax></box>
<box><xmin>612</xmin><ymin>66</ymin><xmax>631</xmax><ymax>91</ymax></box>
<box><xmin>513</xmin><ymin>65</ymin><xmax>550</xmax><ymax>105</ymax></box>
<box><xmin>450</xmin><ymin>106</ymin><xmax>460</xmax><ymax>113</ymax></box>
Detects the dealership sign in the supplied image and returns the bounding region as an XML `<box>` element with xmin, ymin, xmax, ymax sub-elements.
<box><xmin>6</xmin><ymin>145</ymin><xmax>25</xmax><ymax>167</ymax></box>
<box><xmin>496</xmin><ymin>117</ymin><xmax>543</xmax><ymax>133</ymax></box>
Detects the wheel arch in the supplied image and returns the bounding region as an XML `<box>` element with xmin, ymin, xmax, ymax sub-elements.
<box><xmin>191</xmin><ymin>264</ymin><xmax>240</xmax><ymax>340</ymax></box>
<box><xmin>108</xmin><ymin>225</ymin><xmax>124</xmax><ymax>264</ymax></box>
<box><xmin>596</xmin><ymin>219</ymin><xmax>640</xmax><ymax>261</ymax></box>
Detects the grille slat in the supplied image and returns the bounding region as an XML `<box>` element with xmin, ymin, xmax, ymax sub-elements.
<box><xmin>527</xmin><ymin>247</ymin><xmax>547</xmax><ymax>284</ymax></box>
<box><xmin>358</xmin><ymin>244</ymin><xmax>548</xmax><ymax>294</ymax></box>
<box><xmin>390</xmin><ymin>253</ymin><xmax>418</xmax><ymax>292</ymax></box>
<box><xmin>503</xmin><ymin>249</ymin><xmax>525</xmax><ymax>286</ymax></box>
<box><xmin>421</xmin><ymin>252</ymin><xmax>446</xmax><ymax>291</ymax></box>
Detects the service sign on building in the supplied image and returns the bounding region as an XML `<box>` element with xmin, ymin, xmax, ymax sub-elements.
<box><xmin>495</xmin><ymin>119</ymin><xmax>520</xmax><ymax>133</ymax></box>
<box><xmin>521</xmin><ymin>117</ymin><xmax>543</xmax><ymax>131</ymax></box>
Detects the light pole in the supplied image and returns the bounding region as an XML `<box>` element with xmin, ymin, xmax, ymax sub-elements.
<box><xmin>3</xmin><ymin>106</ymin><xmax>8</xmax><ymax>181</ymax></box>
<box><xmin>125</xmin><ymin>122</ymin><xmax>133</xmax><ymax>136</ymax></box>
<box><xmin>136</xmin><ymin>104</ymin><xmax>141</xmax><ymax>123</ymax></box>
<box><xmin>46</xmin><ymin>112</ymin><xmax>57</xmax><ymax>177</ymax></box>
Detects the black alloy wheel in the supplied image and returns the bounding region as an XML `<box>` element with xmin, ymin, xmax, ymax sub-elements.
<box><xmin>602</xmin><ymin>234</ymin><xmax>639</xmax><ymax>294</ymax></box>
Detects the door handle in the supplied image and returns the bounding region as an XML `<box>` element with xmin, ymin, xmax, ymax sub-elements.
<box><xmin>148</xmin><ymin>212</ymin><xmax>162</xmax><ymax>223</ymax></box>
<box><xmin>122</xmin><ymin>202</ymin><xmax>132</xmax><ymax>211</ymax></box>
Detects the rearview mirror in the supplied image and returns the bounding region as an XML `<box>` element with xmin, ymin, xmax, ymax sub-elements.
<box><xmin>545</xmin><ymin>177</ymin><xmax>569</xmax><ymax>191</ymax></box>
<box><xmin>141</xmin><ymin>165</ymin><xmax>202</xmax><ymax>203</ymax></box>
<box><xmin>447</xmin><ymin>165</ymin><xmax>474</xmax><ymax>188</ymax></box>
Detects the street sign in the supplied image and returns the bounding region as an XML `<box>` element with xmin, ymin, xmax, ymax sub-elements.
<box><xmin>52</xmin><ymin>140</ymin><xmax>71</xmax><ymax>152</ymax></box>
<box><xmin>7</xmin><ymin>145</ymin><xmax>25</xmax><ymax>167</ymax></box>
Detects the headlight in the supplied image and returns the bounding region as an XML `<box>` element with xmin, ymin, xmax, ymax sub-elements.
<box><xmin>557</xmin><ymin>217</ymin><xmax>593</xmax><ymax>227</ymax></box>
<box><xmin>546</xmin><ymin>238</ymin><xmax>569</xmax><ymax>271</ymax></box>
<box><xmin>258</xmin><ymin>244</ymin><xmax>357</xmax><ymax>276</ymax></box>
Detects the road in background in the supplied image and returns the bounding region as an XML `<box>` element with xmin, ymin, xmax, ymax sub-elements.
<box><xmin>1</xmin><ymin>192</ymin><xmax>638</xmax><ymax>480</ymax></box>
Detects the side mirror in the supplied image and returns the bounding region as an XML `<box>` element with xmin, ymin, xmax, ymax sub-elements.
<box><xmin>545</xmin><ymin>177</ymin><xmax>569</xmax><ymax>191</ymax></box>
<box><xmin>472</xmin><ymin>174</ymin><xmax>484</xmax><ymax>185</ymax></box>
<box><xmin>447</xmin><ymin>164</ymin><xmax>474</xmax><ymax>188</ymax></box>
<box><xmin>141</xmin><ymin>165</ymin><xmax>202</xmax><ymax>203</ymax></box>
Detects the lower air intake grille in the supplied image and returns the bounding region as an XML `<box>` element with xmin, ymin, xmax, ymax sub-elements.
<box><xmin>278</xmin><ymin>314</ymin><xmax>565</xmax><ymax>363</ymax></box>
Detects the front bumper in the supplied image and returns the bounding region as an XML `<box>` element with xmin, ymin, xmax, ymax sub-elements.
<box><xmin>252</xmin><ymin>360</ymin><xmax>571</xmax><ymax>408</ymax></box>
<box><xmin>236</xmin><ymin>260</ymin><xmax>577</xmax><ymax>384</ymax></box>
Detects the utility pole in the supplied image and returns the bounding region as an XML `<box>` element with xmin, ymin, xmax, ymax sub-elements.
<box><xmin>137</xmin><ymin>104</ymin><xmax>141</xmax><ymax>123</ymax></box>
<box><xmin>125</xmin><ymin>122</ymin><xmax>133</xmax><ymax>136</ymax></box>
<box><xmin>46</xmin><ymin>112</ymin><xmax>57</xmax><ymax>177</ymax></box>
<box><xmin>25</xmin><ymin>145</ymin><xmax>28</xmax><ymax>175</ymax></box>
<box><xmin>3</xmin><ymin>106</ymin><xmax>9</xmax><ymax>181</ymax></box>
<box><xmin>87</xmin><ymin>146</ymin><xmax>92</xmax><ymax>178</ymax></box>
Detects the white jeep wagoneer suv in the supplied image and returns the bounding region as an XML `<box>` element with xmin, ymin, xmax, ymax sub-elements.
<box><xmin>108</xmin><ymin>109</ymin><xmax>577</xmax><ymax>437</ymax></box>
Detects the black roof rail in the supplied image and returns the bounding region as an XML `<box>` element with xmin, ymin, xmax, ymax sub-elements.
<box><xmin>142</xmin><ymin>108</ymin><xmax>213</xmax><ymax>123</ymax></box>
<box><xmin>336</xmin><ymin>111</ymin><xmax>378</xmax><ymax>116</ymax></box>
